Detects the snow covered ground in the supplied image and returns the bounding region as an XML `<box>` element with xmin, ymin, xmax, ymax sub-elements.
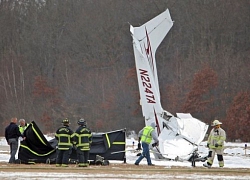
<box><xmin>0</xmin><ymin>136</ymin><xmax>250</xmax><ymax>179</ymax></box>
<box><xmin>125</xmin><ymin>138</ymin><xmax>250</xmax><ymax>168</ymax></box>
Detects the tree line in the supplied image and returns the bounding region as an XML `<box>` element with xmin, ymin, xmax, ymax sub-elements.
<box><xmin>0</xmin><ymin>0</ymin><xmax>250</xmax><ymax>141</ymax></box>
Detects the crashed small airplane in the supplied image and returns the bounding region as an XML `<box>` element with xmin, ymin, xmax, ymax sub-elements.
<box><xmin>130</xmin><ymin>9</ymin><xmax>208</xmax><ymax>161</ymax></box>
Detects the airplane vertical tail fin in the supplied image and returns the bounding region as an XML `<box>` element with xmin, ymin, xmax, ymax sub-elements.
<box><xmin>130</xmin><ymin>9</ymin><xmax>173</xmax><ymax>52</ymax></box>
<box><xmin>130</xmin><ymin>9</ymin><xmax>173</xmax><ymax>122</ymax></box>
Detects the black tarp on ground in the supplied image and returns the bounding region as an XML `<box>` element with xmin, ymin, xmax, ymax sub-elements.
<box><xmin>18</xmin><ymin>121</ymin><xmax>126</xmax><ymax>164</ymax></box>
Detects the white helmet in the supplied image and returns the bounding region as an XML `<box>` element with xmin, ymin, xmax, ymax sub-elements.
<box><xmin>212</xmin><ymin>120</ymin><xmax>222</xmax><ymax>126</ymax></box>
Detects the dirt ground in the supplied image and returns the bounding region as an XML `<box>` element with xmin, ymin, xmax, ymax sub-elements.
<box><xmin>0</xmin><ymin>162</ymin><xmax>250</xmax><ymax>177</ymax></box>
<box><xmin>1</xmin><ymin>145</ymin><xmax>250</xmax><ymax>179</ymax></box>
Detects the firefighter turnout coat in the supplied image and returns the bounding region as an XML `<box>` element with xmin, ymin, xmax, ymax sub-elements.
<box><xmin>74</xmin><ymin>126</ymin><xmax>92</xmax><ymax>151</ymax></box>
<box><xmin>55</xmin><ymin>125</ymin><xmax>74</xmax><ymax>150</ymax></box>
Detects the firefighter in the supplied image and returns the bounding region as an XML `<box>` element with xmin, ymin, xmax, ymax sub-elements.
<box><xmin>203</xmin><ymin>119</ymin><xmax>226</xmax><ymax>168</ymax></box>
<box><xmin>55</xmin><ymin>118</ymin><xmax>74</xmax><ymax>167</ymax></box>
<box><xmin>74</xmin><ymin>118</ymin><xmax>92</xmax><ymax>167</ymax></box>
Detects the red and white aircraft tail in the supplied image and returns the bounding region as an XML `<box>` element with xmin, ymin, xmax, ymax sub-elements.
<box><xmin>130</xmin><ymin>9</ymin><xmax>208</xmax><ymax>160</ymax></box>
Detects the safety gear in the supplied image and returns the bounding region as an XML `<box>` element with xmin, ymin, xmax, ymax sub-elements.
<box><xmin>152</xmin><ymin>142</ymin><xmax>158</xmax><ymax>147</ymax></box>
<box><xmin>19</xmin><ymin>123</ymin><xmax>29</xmax><ymax>134</ymax></box>
<box><xmin>78</xmin><ymin>163</ymin><xmax>88</xmax><ymax>167</ymax></box>
<box><xmin>141</xmin><ymin>126</ymin><xmax>154</xmax><ymax>144</ymax></box>
<box><xmin>62</xmin><ymin>118</ymin><xmax>70</xmax><ymax>124</ymax></box>
<box><xmin>75</xmin><ymin>124</ymin><xmax>92</xmax><ymax>168</ymax></box>
<box><xmin>78</xmin><ymin>118</ymin><xmax>86</xmax><ymax>126</ymax></box>
<box><xmin>75</xmin><ymin>126</ymin><xmax>92</xmax><ymax>150</ymax></box>
<box><xmin>212</xmin><ymin>120</ymin><xmax>222</xmax><ymax>126</ymax></box>
<box><xmin>55</xmin><ymin>126</ymin><xmax>74</xmax><ymax>150</ymax></box>
<box><xmin>207</xmin><ymin>127</ymin><xmax>226</xmax><ymax>149</ymax></box>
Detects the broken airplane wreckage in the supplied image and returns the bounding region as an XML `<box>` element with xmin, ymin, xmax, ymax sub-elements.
<box><xmin>130</xmin><ymin>9</ymin><xmax>208</xmax><ymax>162</ymax></box>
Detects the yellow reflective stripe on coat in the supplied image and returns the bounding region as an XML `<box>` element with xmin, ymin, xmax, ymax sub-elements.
<box><xmin>79</xmin><ymin>142</ymin><xmax>91</xmax><ymax>150</ymax></box>
<box><xmin>56</xmin><ymin>134</ymin><xmax>72</xmax><ymax>146</ymax></box>
<box><xmin>74</xmin><ymin>130</ymin><xmax>92</xmax><ymax>148</ymax></box>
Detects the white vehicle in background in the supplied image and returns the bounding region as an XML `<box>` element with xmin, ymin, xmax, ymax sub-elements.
<box><xmin>130</xmin><ymin>9</ymin><xmax>208</xmax><ymax>162</ymax></box>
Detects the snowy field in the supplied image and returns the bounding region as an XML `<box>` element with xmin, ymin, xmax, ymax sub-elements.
<box><xmin>0</xmin><ymin>136</ymin><xmax>250</xmax><ymax>180</ymax></box>
<box><xmin>125</xmin><ymin>138</ymin><xmax>250</xmax><ymax>168</ymax></box>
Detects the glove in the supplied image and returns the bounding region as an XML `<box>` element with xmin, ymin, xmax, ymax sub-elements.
<box><xmin>207</xmin><ymin>143</ymin><xmax>209</xmax><ymax>148</ymax></box>
<box><xmin>152</xmin><ymin>142</ymin><xmax>158</xmax><ymax>147</ymax></box>
<box><xmin>215</xmin><ymin>143</ymin><xmax>218</xmax><ymax>147</ymax></box>
<box><xmin>138</xmin><ymin>137</ymin><xmax>141</xmax><ymax>142</ymax></box>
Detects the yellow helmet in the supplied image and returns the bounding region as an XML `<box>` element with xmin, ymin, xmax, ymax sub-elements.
<box><xmin>212</xmin><ymin>120</ymin><xmax>222</xmax><ymax>126</ymax></box>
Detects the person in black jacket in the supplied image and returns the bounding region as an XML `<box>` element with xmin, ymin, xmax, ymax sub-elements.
<box><xmin>74</xmin><ymin>118</ymin><xmax>92</xmax><ymax>167</ymax></box>
<box><xmin>55</xmin><ymin>118</ymin><xmax>74</xmax><ymax>167</ymax></box>
<box><xmin>5</xmin><ymin>117</ymin><xmax>25</xmax><ymax>163</ymax></box>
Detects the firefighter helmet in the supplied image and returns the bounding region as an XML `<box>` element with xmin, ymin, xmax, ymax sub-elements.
<box><xmin>62</xmin><ymin>118</ymin><xmax>70</xmax><ymax>124</ymax></box>
<box><xmin>212</xmin><ymin>120</ymin><xmax>222</xmax><ymax>126</ymax></box>
<box><xmin>78</xmin><ymin>118</ymin><xmax>86</xmax><ymax>126</ymax></box>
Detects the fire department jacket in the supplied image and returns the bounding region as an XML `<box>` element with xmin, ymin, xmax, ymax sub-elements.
<box><xmin>74</xmin><ymin>125</ymin><xmax>92</xmax><ymax>151</ymax></box>
<box><xmin>207</xmin><ymin>127</ymin><xmax>226</xmax><ymax>150</ymax></box>
<box><xmin>55</xmin><ymin>125</ymin><xmax>74</xmax><ymax>150</ymax></box>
